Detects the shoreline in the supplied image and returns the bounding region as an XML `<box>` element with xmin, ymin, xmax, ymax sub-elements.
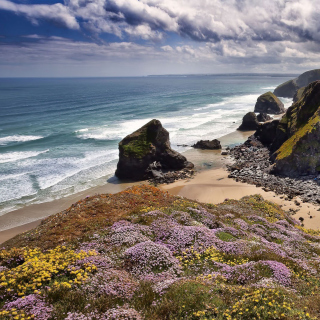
<box><xmin>0</xmin><ymin>129</ymin><xmax>252</xmax><ymax>244</ymax></box>
<box><xmin>3</xmin><ymin>126</ymin><xmax>318</xmax><ymax>244</ymax></box>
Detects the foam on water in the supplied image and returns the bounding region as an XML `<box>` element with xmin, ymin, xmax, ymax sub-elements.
<box><xmin>0</xmin><ymin>135</ymin><xmax>44</xmax><ymax>145</ymax></box>
<box><xmin>0</xmin><ymin>150</ymin><xmax>49</xmax><ymax>163</ymax></box>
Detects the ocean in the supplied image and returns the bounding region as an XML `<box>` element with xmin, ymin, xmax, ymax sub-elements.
<box><xmin>0</xmin><ymin>74</ymin><xmax>294</xmax><ymax>216</ymax></box>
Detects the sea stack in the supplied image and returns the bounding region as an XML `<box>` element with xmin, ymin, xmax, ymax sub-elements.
<box><xmin>254</xmin><ymin>92</ymin><xmax>285</xmax><ymax>115</ymax></box>
<box><xmin>115</xmin><ymin>119</ymin><xmax>194</xmax><ymax>180</ymax></box>
<box><xmin>238</xmin><ymin>112</ymin><xmax>259</xmax><ymax>131</ymax></box>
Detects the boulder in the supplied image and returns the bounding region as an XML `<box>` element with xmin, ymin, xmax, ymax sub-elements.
<box><xmin>254</xmin><ymin>92</ymin><xmax>285</xmax><ymax>114</ymax></box>
<box><xmin>192</xmin><ymin>139</ymin><xmax>221</xmax><ymax>149</ymax></box>
<box><xmin>272</xmin><ymin>81</ymin><xmax>320</xmax><ymax>177</ymax></box>
<box><xmin>115</xmin><ymin>119</ymin><xmax>194</xmax><ymax>180</ymax></box>
<box><xmin>274</xmin><ymin>69</ymin><xmax>320</xmax><ymax>98</ymax></box>
<box><xmin>254</xmin><ymin>120</ymin><xmax>280</xmax><ymax>146</ymax></box>
<box><xmin>257</xmin><ymin>113</ymin><xmax>272</xmax><ymax>122</ymax></box>
<box><xmin>238</xmin><ymin>112</ymin><xmax>259</xmax><ymax>131</ymax></box>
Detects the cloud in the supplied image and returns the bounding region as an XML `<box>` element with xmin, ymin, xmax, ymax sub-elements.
<box><xmin>0</xmin><ymin>0</ymin><xmax>79</xmax><ymax>29</ymax></box>
<box><xmin>1</xmin><ymin>0</ymin><xmax>320</xmax><ymax>45</ymax></box>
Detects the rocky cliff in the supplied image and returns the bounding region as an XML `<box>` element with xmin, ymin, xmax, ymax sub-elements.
<box><xmin>274</xmin><ymin>69</ymin><xmax>320</xmax><ymax>98</ymax></box>
<box><xmin>115</xmin><ymin>119</ymin><xmax>193</xmax><ymax>180</ymax></box>
<box><xmin>257</xmin><ymin>81</ymin><xmax>320</xmax><ymax>177</ymax></box>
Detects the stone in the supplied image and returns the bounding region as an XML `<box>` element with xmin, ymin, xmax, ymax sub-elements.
<box><xmin>192</xmin><ymin>139</ymin><xmax>221</xmax><ymax>149</ymax></box>
<box><xmin>115</xmin><ymin>119</ymin><xmax>194</xmax><ymax>180</ymax></box>
<box><xmin>274</xmin><ymin>69</ymin><xmax>320</xmax><ymax>98</ymax></box>
<box><xmin>238</xmin><ymin>112</ymin><xmax>259</xmax><ymax>131</ymax></box>
<box><xmin>254</xmin><ymin>92</ymin><xmax>285</xmax><ymax>115</ymax></box>
<box><xmin>221</xmin><ymin>150</ymin><xmax>230</xmax><ymax>155</ymax></box>
<box><xmin>257</xmin><ymin>113</ymin><xmax>272</xmax><ymax>122</ymax></box>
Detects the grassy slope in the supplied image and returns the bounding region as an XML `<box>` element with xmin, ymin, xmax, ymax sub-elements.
<box><xmin>1</xmin><ymin>186</ymin><xmax>320</xmax><ymax>320</ymax></box>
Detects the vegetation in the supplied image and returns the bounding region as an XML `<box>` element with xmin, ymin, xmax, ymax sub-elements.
<box><xmin>1</xmin><ymin>185</ymin><xmax>320</xmax><ymax>319</ymax></box>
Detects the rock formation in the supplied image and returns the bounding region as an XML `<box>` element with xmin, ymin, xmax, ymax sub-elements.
<box><xmin>192</xmin><ymin>139</ymin><xmax>221</xmax><ymax>149</ymax></box>
<box><xmin>115</xmin><ymin>119</ymin><xmax>194</xmax><ymax>180</ymax></box>
<box><xmin>253</xmin><ymin>81</ymin><xmax>320</xmax><ymax>177</ymax></box>
<box><xmin>272</xmin><ymin>81</ymin><xmax>320</xmax><ymax>177</ymax></box>
<box><xmin>254</xmin><ymin>92</ymin><xmax>285</xmax><ymax>114</ymax></box>
<box><xmin>274</xmin><ymin>69</ymin><xmax>320</xmax><ymax>98</ymax></box>
<box><xmin>254</xmin><ymin>120</ymin><xmax>280</xmax><ymax>146</ymax></box>
<box><xmin>238</xmin><ymin>112</ymin><xmax>259</xmax><ymax>131</ymax></box>
<box><xmin>257</xmin><ymin>113</ymin><xmax>272</xmax><ymax>122</ymax></box>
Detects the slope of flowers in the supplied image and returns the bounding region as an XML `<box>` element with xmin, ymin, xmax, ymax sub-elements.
<box><xmin>1</xmin><ymin>186</ymin><xmax>320</xmax><ymax>319</ymax></box>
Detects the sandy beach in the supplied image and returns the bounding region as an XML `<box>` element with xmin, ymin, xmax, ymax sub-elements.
<box><xmin>1</xmin><ymin>129</ymin><xmax>319</xmax><ymax>244</ymax></box>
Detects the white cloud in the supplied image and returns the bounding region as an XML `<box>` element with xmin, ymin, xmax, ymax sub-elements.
<box><xmin>0</xmin><ymin>0</ymin><xmax>79</xmax><ymax>29</ymax></box>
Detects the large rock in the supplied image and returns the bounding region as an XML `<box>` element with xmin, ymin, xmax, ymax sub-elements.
<box><xmin>115</xmin><ymin>119</ymin><xmax>194</xmax><ymax>180</ymax></box>
<box><xmin>274</xmin><ymin>69</ymin><xmax>320</xmax><ymax>98</ymax></box>
<box><xmin>238</xmin><ymin>112</ymin><xmax>259</xmax><ymax>131</ymax></box>
<box><xmin>272</xmin><ymin>81</ymin><xmax>320</xmax><ymax>177</ymax></box>
<box><xmin>254</xmin><ymin>92</ymin><xmax>285</xmax><ymax>114</ymax></box>
<box><xmin>192</xmin><ymin>139</ymin><xmax>221</xmax><ymax>149</ymax></box>
<box><xmin>254</xmin><ymin>120</ymin><xmax>280</xmax><ymax>146</ymax></box>
<box><xmin>257</xmin><ymin>113</ymin><xmax>272</xmax><ymax>122</ymax></box>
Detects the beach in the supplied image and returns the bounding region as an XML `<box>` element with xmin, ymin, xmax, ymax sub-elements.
<box><xmin>1</xmin><ymin>129</ymin><xmax>319</xmax><ymax>244</ymax></box>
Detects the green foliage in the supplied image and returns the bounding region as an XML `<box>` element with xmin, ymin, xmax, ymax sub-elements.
<box><xmin>152</xmin><ymin>280</ymin><xmax>222</xmax><ymax>320</ymax></box>
<box><xmin>216</xmin><ymin>231</ymin><xmax>237</xmax><ymax>242</ymax></box>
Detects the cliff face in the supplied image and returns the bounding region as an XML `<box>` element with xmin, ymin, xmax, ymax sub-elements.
<box><xmin>274</xmin><ymin>69</ymin><xmax>320</xmax><ymax>98</ymax></box>
<box><xmin>115</xmin><ymin>119</ymin><xmax>193</xmax><ymax>180</ymax></box>
<box><xmin>271</xmin><ymin>81</ymin><xmax>320</xmax><ymax>176</ymax></box>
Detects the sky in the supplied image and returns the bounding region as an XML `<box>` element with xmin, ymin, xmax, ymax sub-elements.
<box><xmin>0</xmin><ymin>0</ymin><xmax>319</xmax><ymax>77</ymax></box>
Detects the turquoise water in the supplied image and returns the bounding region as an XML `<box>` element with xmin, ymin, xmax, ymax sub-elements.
<box><xmin>0</xmin><ymin>75</ymin><xmax>293</xmax><ymax>214</ymax></box>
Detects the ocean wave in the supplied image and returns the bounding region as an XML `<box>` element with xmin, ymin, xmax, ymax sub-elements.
<box><xmin>0</xmin><ymin>150</ymin><xmax>49</xmax><ymax>163</ymax></box>
<box><xmin>0</xmin><ymin>135</ymin><xmax>44</xmax><ymax>146</ymax></box>
<box><xmin>261</xmin><ymin>87</ymin><xmax>276</xmax><ymax>90</ymax></box>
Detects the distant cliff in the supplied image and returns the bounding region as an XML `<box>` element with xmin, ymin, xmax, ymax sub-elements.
<box><xmin>274</xmin><ymin>69</ymin><xmax>320</xmax><ymax>98</ymax></box>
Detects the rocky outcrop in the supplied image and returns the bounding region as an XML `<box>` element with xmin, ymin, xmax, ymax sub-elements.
<box><xmin>115</xmin><ymin>119</ymin><xmax>194</xmax><ymax>180</ymax></box>
<box><xmin>271</xmin><ymin>81</ymin><xmax>320</xmax><ymax>177</ymax></box>
<box><xmin>254</xmin><ymin>92</ymin><xmax>285</xmax><ymax>114</ymax></box>
<box><xmin>274</xmin><ymin>69</ymin><xmax>320</xmax><ymax>98</ymax></box>
<box><xmin>192</xmin><ymin>139</ymin><xmax>221</xmax><ymax>149</ymax></box>
<box><xmin>238</xmin><ymin>112</ymin><xmax>259</xmax><ymax>131</ymax></box>
<box><xmin>257</xmin><ymin>113</ymin><xmax>272</xmax><ymax>122</ymax></box>
<box><xmin>293</xmin><ymin>87</ymin><xmax>306</xmax><ymax>103</ymax></box>
<box><xmin>254</xmin><ymin>120</ymin><xmax>280</xmax><ymax>146</ymax></box>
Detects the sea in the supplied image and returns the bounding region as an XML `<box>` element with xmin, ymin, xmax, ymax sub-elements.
<box><xmin>0</xmin><ymin>74</ymin><xmax>295</xmax><ymax>216</ymax></box>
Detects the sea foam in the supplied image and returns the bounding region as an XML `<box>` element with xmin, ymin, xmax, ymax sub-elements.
<box><xmin>0</xmin><ymin>135</ymin><xmax>44</xmax><ymax>145</ymax></box>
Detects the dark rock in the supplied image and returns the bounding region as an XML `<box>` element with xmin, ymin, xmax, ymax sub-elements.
<box><xmin>254</xmin><ymin>92</ymin><xmax>285</xmax><ymax>115</ymax></box>
<box><xmin>274</xmin><ymin>69</ymin><xmax>320</xmax><ymax>98</ymax></box>
<box><xmin>257</xmin><ymin>113</ymin><xmax>272</xmax><ymax>122</ymax></box>
<box><xmin>273</xmin><ymin>81</ymin><xmax>320</xmax><ymax>177</ymax></box>
<box><xmin>115</xmin><ymin>119</ymin><xmax>194</xmax><ymax>180</ymax></box>
<box><xmin>293</xmin><ymin>86</ymin><xmax>306</xmax><ymax>103</ymax></box>
<box><xmin>192</xmin><ymin>139</ymin><xmax>221</xmax><ymax>150</ymax></box>
<box><xmin>238</xmin><ymin>112</ymin><xmax>259</xmax><ymax>131</ymax></box>
<box><xmin>254</xmin><ymin>120</ymin><xmax>280</xmax><ymax>146</ymax></box>
<box><xmin>221</xmin><ymin>150</ymin><xmax>230</xmax><ymax>155</ymax></box>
